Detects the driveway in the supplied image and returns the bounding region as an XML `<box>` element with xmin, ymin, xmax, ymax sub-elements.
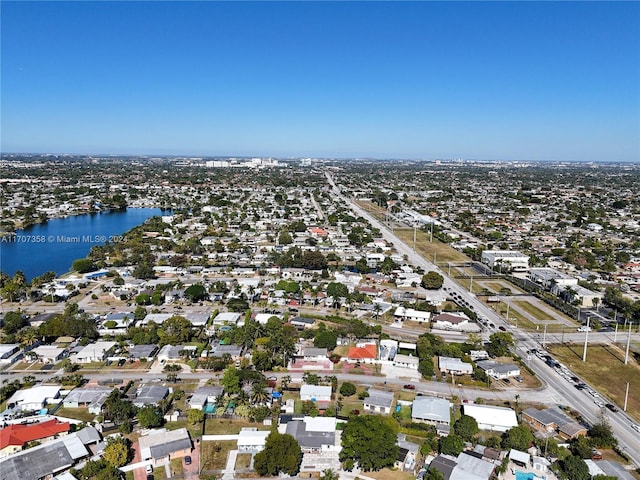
<box><xmin>182</xmin><ymin>440</ymin><xmax>201</xmax><ymax>480</ymax></box>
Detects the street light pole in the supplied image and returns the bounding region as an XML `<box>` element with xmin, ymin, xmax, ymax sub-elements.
<box><xmin>625</xmin><ymin>323</ymin><xmax>633</xmax><ymax>365</ymax></box>
<box><xmin>582</xmin><ymin>316</ymin><xmax>591</xmax><ymax>362</ymax></box>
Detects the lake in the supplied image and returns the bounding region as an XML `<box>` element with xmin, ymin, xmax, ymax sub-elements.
<box><xmin>0</xmin><ymin>208</ymin><xmax>164</xmax><ymax>280</ymax></box>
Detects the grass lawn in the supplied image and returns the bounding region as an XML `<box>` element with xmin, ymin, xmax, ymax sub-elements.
<box><xmin>366</xmin><ymin>468</ymin><xmax>416</xmax><ymax>480</ymax></box>
<box><xmin>204</xmin><ymin>417</ymin><xmax>270</xmax><ymax>435</ymax></box>
<box><xmin>235</xmin><ymin>453</ymin><xmax>252</xmax><ymax>470</ymax></box>
<box><xmin>549</xmin><ymin>344</ymin><xmax>640</xmax><ymax>421</ymax></box>
<box><xmin>200</xmin><ymin>440</ymin><xmax>236</xmax><ymax>471</ymax></box>
<box><xmin>513</xmin><ymin>300</ymin><xmax>562</xmax><ymax>322</ymax></box>
<box><xmin>55</xmin><ymin>407</ymin><xmax>96</xmax><ymax>422</ymax></box>
<box><xmin>166</xmin><ymin>419</ymin><xmax>203</xmax><ymax>439</ymax></box>
<box><xmin>339</xmin><ymin>400</ymin><xmax>364</xmax><ymax>416</ymax></box>
<box><xmin>394</xmin><ymin>228</ymin><xmax>470</xmax><ymax>264</ymax></box>
<box><xmin>169</xmin><ymin>458</ymin><xmax>184</xmax><ymax>476</ymax></box>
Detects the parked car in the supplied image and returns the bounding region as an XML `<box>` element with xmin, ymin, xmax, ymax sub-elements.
<box><xmin>605</xmin><ymin>403</ymin><xmax>619</xmax><ymax>412</ymax></box>
<box><xmin>403</xmin><ymin>384</ymin><xmax>416</xmax><ymax>390</ymax></box>
<box><xmin>514</xmin><ymin>376</ymin><xmax>523</xmax><ymax>383</ymax></box>
<box><xmin>146</xmin><ymin>465</ymin><xmax>153</xmax><ymax>474</ymax></box>
<box><xmin>631</xmin><ymin>423</ymin><xmax>640</xmax><ymax>433</ymax></box>
<box><xmin>185</xmin><ymin>456</ymin><xmax>192</xmax><ymax>465</ymax></box>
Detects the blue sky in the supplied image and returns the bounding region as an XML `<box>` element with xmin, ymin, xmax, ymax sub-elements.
<box><xmin>1</xmin><ymin>1</ymin><xmax>638</xmax><ymax>162</ymax></box>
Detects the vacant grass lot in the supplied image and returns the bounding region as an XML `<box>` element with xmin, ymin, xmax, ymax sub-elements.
<box><xmin>394</xmin><ymin>228</ymin><xmax>470</xmax><ymax>264</ymax></box>
<box><xmin>204</xmin><ymin>417</ymin><xmax>270</xmax><ymax>435</ymax></box>
<box><xmin>55</xmin><ymin>407</ymin><xmax>96</xmax><ymax>422</ymax></box>
<box><xmin>549</xmin><ymin>344</ymin><xmax>640</xmax><ymax>421</ymax></box>
<box><xmin>200</xmin><ymin>440</ymin><xmax>236</xmax><ymax>471</ymax></box>
<box><xmin>366</xmin><ymin>468</ymin><xmax>416</xmax><ymax>480</ymax></box>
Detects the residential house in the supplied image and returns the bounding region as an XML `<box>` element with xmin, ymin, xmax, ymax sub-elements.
<box><xmin>451</xmin><ymin>451</ymin><xmax>496</xmax><ymax>480</ymax></box>
<box><xmin>363</xmin><ymin>389</ymin><xmax>394</xmax><ymax>414</ymax></box>
<box><xmin>135</xmin><ymin>386</ymin><xmax>170</xmax><ymax>408</ymax></box>
<box><xmin>290</xmin><ymin>316</ymin><xmax>316</xmax><ymax>329</ymax></box>
<box><xmin>6</xmin><ymin>386</ymin><xmax>61</xmax><ymax>413</ymax></box>
<box><xmin>462</xmin><ymin>404</ymin><xmax>518</xmax><ymax>433</ymax></box>
<box><xmin>394</xmin><ymin>307</ymin><xmax>431</xmax><ymax>323</ymax></box>
<box><xmin>347</xmin><ymin>343</ymin><xmax>377</xmax><ymax>364</ymax></box>
<box><xmin>300</xmin><ymin>385</ymin><xmax>332</xmax><ymax>403</ymax></box>
<box><xmin>475</xmin><ymin>360</ymin><xmax>521</xmax><ymax>379</ymax></box>
<box><xmin>138</xmin><ymin>428</ymin><xmax>192</xmax><ymax>465</ymax></box>
<box><xmin>128</xmin><ymin>344</ymin><xmax>159</xmax><ymax>362</ymax></box>
<box><xmin>411</xmin><ymin>396</ymin><xmax>452</xmax><ymax>427</ymax></box>
<box><xmin>438</xmin><ymin>357</ymin><xmax>473</xmax><ymax>375</ymax></box>
<box><xmin>522</xmin><ymin>406</ymin><xmax>587</xmax><ymax>440</ymax></box>
<box><xmin>237</xmin><ymin>428</ymin><xmax>270</xmax><ymax>453</ymax></box>
<box><xmin>432</xmin><ymin>313</ymin><xmax>474</xmax><ymax>331</ymax></box>
<box><xmin>31</xmin><ymin>345</ymin><xmax>65</xmax><ymax>363</ymax></box>
<box><xmin>283</xmin><ymin>416</ymin><xmax>338</xmax><ymax>453</ymax></box>
<box><xmin>0</xmin><ymin>418</ymin><xmax>70</xmax><ymax>458</ymax></box>
<box><xmin>71</xmin><ymin>341</ymin><xmax>116</xmax><ymax>363</ymax></box>
<box><xmin>189</xmin><ymin>386</ymin><xmax>224</xmax><ymax>411</ymax></box>
<box><xmin>394</xmin><ymin>354</ymin><xmax>419</xmax><ymax>370</ymax></box>
<box><xmin>63</xmin><ymin>387</ymin><xmax>112</xmax><ymax>415</ymax></box>
<box><xmin>0</xmin><ymin>427</ymin><xmax>98</xmax><ymax>480</ymax></box>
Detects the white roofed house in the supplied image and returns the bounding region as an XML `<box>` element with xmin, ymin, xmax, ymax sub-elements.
<box><xmin>300</xmin><ymin>384</ymin><xmax>332</xmax><ymax>403</ymax></box>
<box><xmin>411</xmin><ymin>396</ymin><xmax>452</xmax><ymax>428</ymax></box>
<box><xmin>363</xmin><ymin>389</ymin><xmax>394</xmax><ymax>414</ymax></box>
<box><xmin>393</xmin><ymin>306</ymin><xmax>431</xmax><ymax>324</ymax></box>
<box><xmin>475</xmin><ymin>360</ymin><xmax>521</xmax><ymax>379</ymax></box>
<box><xmin>394</xmin><ymin>354</ymin><xmax>419</xmax><ymax>370</ymax></box>
<box><xmin>462</xmin><ymin>404</ymin><xmax>518</xmax><ymax>433</ymax></box>
<box><xmin>432</xmin><ymin>312</ymin><xmax>479</xmax><ymax>332</ymax></box>
<box><xmin>438</xmin><ymin>356</ymin><xmax>473</xmax><ymax>375</ymax></box>
<box><xmin>6</xmin><ymin>385</ymin><xmax>61</xmax><ymax>413</ymax></box>
<box><xmin>71</xmin><ymin>341</ymin><xmax>116</xmax><ymax>363</ymax></box>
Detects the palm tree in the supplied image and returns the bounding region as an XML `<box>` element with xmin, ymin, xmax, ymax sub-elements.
<box><xmin>320</xmin><ymin>469</ymin><xmax>339</xmax><ymax>480</ymax></box>
<box><xmin>250</xmin><ymin>383</ymin><xmax>269</xmax><ymax>405</ymax></box>
<box><xmin>17</xmin><ymin>328</ymin><xmax>38</xmax><ymax>349</ymax></box>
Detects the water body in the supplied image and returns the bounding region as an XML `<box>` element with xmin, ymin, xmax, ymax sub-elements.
<box><xmin>0</xmin><ymin>208</ymin><xmax>164</xmax><ymax>280</ymax></box>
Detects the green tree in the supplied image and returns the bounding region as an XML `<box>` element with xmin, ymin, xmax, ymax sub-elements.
<box><xmin>501</xmin><ymin>425</ymin><xmax>534</xmax><ymax>451</ymax></box>
<box><xmin>340</xmin><ymin>382</ymin><xmax>357</xmax><ymax>397</ymax></box>
<box><xmin>319</xmin><ymin>469</ymin><xmax>340</xmax><ymax>480</ymax></box>
<box><xmin>425</xmin><ymin>468</ymin><xmax>445</xmax><ymax>480</ymax></box>
<box><xmin>486</xmin><ymin>331</ymin><xmax>515</xmax><ymax>357</ymax></box>
<box><xmin>340</xmin><ymin>415</ymin><xmax>398</xmax><ymax>471</ymax></box>
<box><xmin>185</xmin><ymin>284</ymin><xmax>208</xmax><ymax>302</ymax></box>
<box><xmin>453</xmin><ymin>414</ymin><xmax>479</xmax><ymax>442</ymax></box>
<box><xmin>314</xmin><ymin>330</ymin><xmax>338</xmax><ymax>350</ymax></box>
<box><xmin>72</xmin><ymin>258</ymin><xmax>95</xmax><ymax>273</ymax></box>
<box><xmin>569</xmin><ymin>435</ymin><xmax>592</xmax><ymax>459</ymax></box>
<box><xmin>158</xmin><ymin>315</ymin><xmax>193</xmax><ymax>345</ymax></box>
<box><xmin>439</xmin><ymin>434</ymin><xmax>464</xmax><ymax>456</ymax></box>
<box><xmin>589</xmin><ymin>421</ymin><xmax>617</xmax><ymax>448</ymax></box>
<box><xmin>187</xmin><ymin>408</ymin><xmax>205</xmax><ymax>425</ymax></box>
<box><xmin>557</xmin><ymin>455</ymin><xmax>590</xmax><ymax>480</ymax></box>
<box><xmin>103</xmin><ymin>436</ymin><xmax>131</xmax><ymax>468</ymax></box>
<box><xmin>421</xmin><ymin>271</ymin><xmax>444</xmax><ymax>289</ymax></box>
<box><xmin>137</xmin><ymin>406</ymin><xmax>163</xmax><ymax>428</ymax></box>
<box><xmin>254</xmin><ymin>432</ymin><xmax>302</xmax><ymax>476</ymax></box>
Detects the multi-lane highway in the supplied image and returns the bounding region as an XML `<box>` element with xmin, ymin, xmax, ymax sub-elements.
<box><xmin>327</xmin><ymin>173</ymin><xmax>640</xmax><ymax>465</ymax></box>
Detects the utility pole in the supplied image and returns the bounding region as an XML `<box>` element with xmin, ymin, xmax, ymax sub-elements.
<box><xmin>430</xmin><ymin>222</ymin><xmax>433</xmax><ymax>243</ymax></box>
<box><xmin>505</xmin><ymin>302</ymin><xmax>510</xmax><ymax>323</ymax></box>
<box><xmin>614</xmin><ymin>323</ymin><xmax>618</xmax><ymax>343</ymax></box>
<box><xmin>448</xmin><ymin>263</ymin><xmax>451</xmax><ymax>276</ymax></box>
<box><xmin>582</xmin><ymin>316</ymin><xmax>591</xmax><ymax>362</ymax></box>
<box><xmin>625</xmin><ymin>323</ymin><xmax>632</xmax><ymax>365</ymax></box>
<box><xmin>543</xmin><ymin>324</ymin><xmax>548</xmax><ymax>348</ymax></box>
<box><xmin>413</xmin><ymin>222</ymin><xmax>417</xmax><ymax>252</ymax></box>
<box><xmin>624</xmin><ymin>382</ymin><xmax>630</xmax><ymax>411</ymax></box>
<box><xmin>469</xmin><ymin>275</ymin><xmax>473</xmax><ymax>293</ymax></box>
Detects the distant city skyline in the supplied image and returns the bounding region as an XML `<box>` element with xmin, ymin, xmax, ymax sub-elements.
<box><xmin>1</xmin><ymin>1</ymin><xmax>638</xmax><ymax>162</ymax></box>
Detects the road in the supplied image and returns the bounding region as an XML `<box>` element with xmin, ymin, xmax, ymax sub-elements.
<box><xmin>326</xmin><ymin>172</ymin><xmax>640</xmax><ymax>466</ymax></box>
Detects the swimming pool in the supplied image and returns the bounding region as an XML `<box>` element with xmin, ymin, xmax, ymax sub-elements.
<box><xmin>515</xmin><ymin>471</ymin><xmax>545</xmax><ymax>480</ymax></box>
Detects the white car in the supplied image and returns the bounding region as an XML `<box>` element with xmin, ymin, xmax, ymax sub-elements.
<box><xmin>594</xmin><ymin>400</ymin><xmax>605</xmax><ymax>408</ymax></box>
<box><xmin>631</xmin><ymin>423</ymin><xmax>640</xmax><ymax>433</ymax></box>
<box><xmin>146</xmin><ymin>465</ymin><xmax>153</xmax><ymax>474</ymax></box>
<box><xmin>577</xmin><ymin>326</ymin><xmax>592</xmax><ymax>332</ymax></box>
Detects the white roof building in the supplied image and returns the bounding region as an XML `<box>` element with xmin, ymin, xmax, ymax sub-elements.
<box><xmin>237</xmin><ymin>428</ymin><xmax>270</xmax><ymax>453</ymax></box>
<box><xmin>462</xmin><ymin>404</ymin><xmax>518</xmax><ymax>432</ymax></box>
<box><xmin>412</xmin><ymin>396</ymin><xmax>452</xmax><ymax>425</ymax></box>
<box><xmin>394</xmin><ymin>307</ymin><xmax>431</xmax><ymax>323</ymax></box>
<box><xmin>438</xmin><ymin>357</ymin><xmax>473</xmax><ymax>375</ymax></box>
<box><xmin>481</xmin><ymin>250</ymin><xmax>530</xmax><ymax>272</ymax></box>
<box><xmin>300</xmin><ymin>385</ymin><xmax>332</xmax><ymax>402</ymax></box>
<box><xmin>7</xmin><ymin>385</ymin><xmax>61</xmax><ymax>412</ymax></box>
<box><xmin>72</xmin><ymin>341</ymin><xmax>116</xmax><ymax>363</ymax></box>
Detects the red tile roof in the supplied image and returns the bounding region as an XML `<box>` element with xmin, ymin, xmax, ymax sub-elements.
<box><xmin>0</xmin><ymin>419</ymin><xmax>70</xmax><ymax>450</ymax></box>
<box><xmin>348</xmin><ymin>344</ymin><xmax>377</xmax><ymax>360</ymax></box>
